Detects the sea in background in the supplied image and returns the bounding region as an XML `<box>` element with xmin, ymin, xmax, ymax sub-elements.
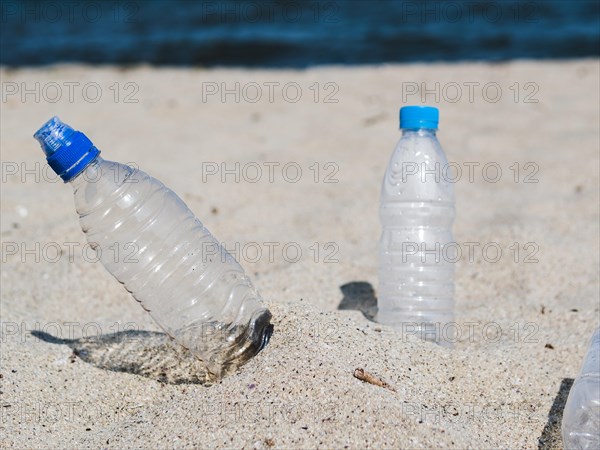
<box><xmin>1</xmin><ymin>0</ymin><xmax>599</xmax><ymax>67</ymax></box>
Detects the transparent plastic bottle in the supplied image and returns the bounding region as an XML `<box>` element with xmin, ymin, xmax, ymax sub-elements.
<box><xmin>562</xmin><ymin>327</ymin><xmax>600</xmax><ymax>449</ymax></box>
<box><xmin>377</xmin><ymin>106</ymin><xmax>455</xmax><ymax>346</ymax></box>
<box><xmin>33</xmin><ymin>117</ymin><xmax>273</xmax><ymax>380</ymax></box>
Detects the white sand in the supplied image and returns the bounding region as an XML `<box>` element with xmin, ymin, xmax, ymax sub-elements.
<box><xmin>1</xmin><ymin>59</ymin><xmax>599</xmax><ymax>448</ymax></box>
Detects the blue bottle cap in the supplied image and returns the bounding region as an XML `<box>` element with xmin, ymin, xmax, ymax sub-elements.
<box><xmin>399</xmin><ymin>106</ymin><xmax>439</xmax><ymax>130</ymax></box>
<box><xmin>33</xmin><ymin>117</ymin><xmax>100</xmax><ymax>182</ymax></box>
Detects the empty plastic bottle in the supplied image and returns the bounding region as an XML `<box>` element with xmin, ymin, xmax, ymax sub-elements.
<box><xmin>33</xmin><ymin>117</ymin><xmax>273</xmax><ymax>380</ymax></box>
<box><xmin>562</xmin><ymin>327</ymin><xmax>600</xmax><ymax>449</ymax></box>
<box><xmin>377</xmin><ymin>106</ymin><xmax>455</xmax><ymax>346</ymax></box>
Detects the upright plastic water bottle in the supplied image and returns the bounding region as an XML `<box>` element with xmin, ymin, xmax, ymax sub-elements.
<box><xmin>377</xmin><ymin>106</ymin><xmax>455</xmax><ymax>345</ymax></box>
<box><xmin>562</xmin><ymin>327</ymin><xmax>600</xmax><ymax>449</ymax></box>
<box><xmin>33</xmin><ymin>117</ymin><xmax>273</xmax><ymax>380</ymax></box>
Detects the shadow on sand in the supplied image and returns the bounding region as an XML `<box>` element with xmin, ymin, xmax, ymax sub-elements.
<box><xmin>32</xmin><ymin>329</ymin><xmax>211</xmax><ymax>385</ymax></box>
<box><xmin>338</xmin><ymin>281</ymin><xmax>377</xmax><ymax>321</ymax></box>
<box><xmin>537</xmin><ymin>378</ymin><xmax>574</xmax><ymax>449</ymax></box>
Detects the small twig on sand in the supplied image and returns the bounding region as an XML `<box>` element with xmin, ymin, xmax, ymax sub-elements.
<box><xmin>353</xmin><ymin>368</ymin><xmax>396</xmax><ymax>392</ymax></box>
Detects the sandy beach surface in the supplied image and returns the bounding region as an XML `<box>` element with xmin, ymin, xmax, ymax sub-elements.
<box><xmin>1</xmin><ymin>59</ymin><xmax>599</xmax><ymax>449</ymax></box>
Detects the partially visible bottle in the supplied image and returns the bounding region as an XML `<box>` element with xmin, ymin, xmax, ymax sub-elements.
<box><xmin>377</xmin><ymin>106</ymin><xmax>456</xmax><ymax>346</ymax></box>
<box><xmin>562</xmin><ymin>327</ymin><xmax>600</xmax><ymax>449</ymax></box>
<box><xmin>33</xmin><ymin>117</ymin><xmax>273</xmax><ymax>380</ymax></box>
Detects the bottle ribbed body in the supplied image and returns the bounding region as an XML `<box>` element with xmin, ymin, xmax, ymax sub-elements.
<box><xmin>377</xmin><ymin>129</ymin><xmax>455</xmax><ymax>345</ymax></box>
<box><xmin>562</xmin><ymin>328</ymin><xmax>600</xmax><ymax>449</ymax></box>
<box><xmin>72</xmin><ymin>157</ymin><xmax>272</xmax><ymax>379</ymax></box>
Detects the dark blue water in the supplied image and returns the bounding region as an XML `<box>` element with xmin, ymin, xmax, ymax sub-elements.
<box><xmin>1</xmin><ymin>0</ymin><xmax>599</xmax><ymax>67</ymax></box>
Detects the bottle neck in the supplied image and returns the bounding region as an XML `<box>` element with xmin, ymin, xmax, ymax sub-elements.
<box><xmin>69</xmin><ymin>155</ymin><xmax>103</xmax><ymax>187</ymax></box>
<box><xmin>401</xmin><ymin>128</ymin><xmax>437</xmax><ymax>137</ymax></box>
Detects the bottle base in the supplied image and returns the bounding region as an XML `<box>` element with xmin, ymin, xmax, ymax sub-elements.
<box><xmin>184</xmin><ymin>309</ymin><xmax>273</xmax><ymax>382</ymax></box>
<box><xmin>376</xmin><ymin>310</ymin><xmax>455</xmax><ymax>348</ymax></box>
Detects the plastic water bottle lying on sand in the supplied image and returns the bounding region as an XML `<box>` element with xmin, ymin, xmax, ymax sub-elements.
<box><xmin>377</xmin><ymin>106</ymin><xmax>455</xmax><ymax>346</ymax></box>
<box><xmin>33</xmin><ymin>117</ymin><xmax>273</xmax><ymax>380</ymax></box>
<box><xmin>562</xmin><ymin>327</ymin><xmax>600</xmax><ymax>449</ymax></box>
